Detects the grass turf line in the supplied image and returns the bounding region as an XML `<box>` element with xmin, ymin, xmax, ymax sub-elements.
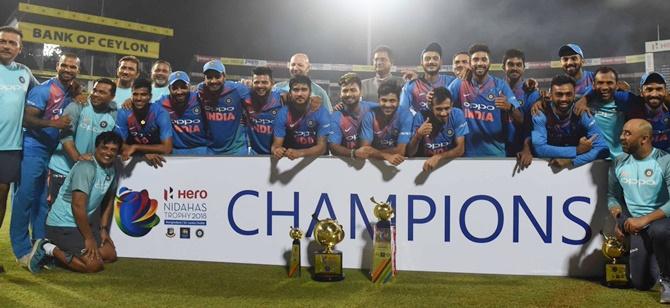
<box><xmin>0</xmin><ymin>206</ymin><xmax>662</xmax><ymax>307</ymax></box>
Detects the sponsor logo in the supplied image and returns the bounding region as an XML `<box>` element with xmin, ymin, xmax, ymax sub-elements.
<box><xmin>166</xmin><ymin>227</ymin><xmax>175</xmax><ymax>238</ymax></box>
<box><xmin>620</xmin><ymin>177</ymin><xmax>657</xmax><ymax>186</ymax></box>
<box><xmin>163</xmin><ymin>186</ymin><xmax>208</xmax><ymax>201</ymax></box>
<box><xmin>180</xmin><ymin>227</ymin><xmax>191</xmax><ymax>239</ymax></box>
<box><xmin>174</xmin><ymin>119</ymin><xmax>201</xmax><ymax>125</ymax></box>
<box><xmin>195</xmin><ymin>229</ymin><xmax>204</xmax><ymax>238</ymax></box>
<box><xmin>0</xmin><ymin>85</ymin><xmax>24</xmax><ymax>91</ymax></box>
<box><xmin>114</xmin><ymin>187</ymin><xmax>161</xmax><ymax>237</ymax></box>
<box><xmin>463</xmin><ymin>101</ymin><xmax>495</xmax><ymax>111</ymax></box>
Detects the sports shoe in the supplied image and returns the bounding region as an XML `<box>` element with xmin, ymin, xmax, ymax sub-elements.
<box><xmin>17</xmin><ymin>254</ymin><xmax>30</xmax><ymax>268</ymax></box>
<box><xmin>661</xmin><ymin>278</ymin><xmax>670</xmax><ymax>304</ymax></box>
<box><xmin>42</xmin><ymin>257</ymin><xmax>57</xmax><ymax>270</ymax></box>
<box><xmin>27</xmin><ymin>239</ymin><xmax>48</xmax><ymax>273</ymax></box>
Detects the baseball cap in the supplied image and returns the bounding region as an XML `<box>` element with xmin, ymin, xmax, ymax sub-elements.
<box><xmin>558</xmin><ymin>44</ymin><xmax>584</xmax><ymax>58</ymax></box>
<box><xmin>640</xmin><ymin>71</ymin><xmax>666</xmax><ymax>88</ymax></box>
<box><xmin>168</xmin><ymin>71</ymin><xmax>190</xmax><ymax>86</ymax></box>
<box><xmin>203</xmin><ymin>60</ymin><xmax>226</xmax><ymax>74</ymax></box>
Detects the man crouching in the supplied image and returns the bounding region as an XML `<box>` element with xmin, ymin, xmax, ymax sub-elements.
<box><xmin>28</xmin><ymin>131</ymin><xmax>122</xmax><ymax>273</ymax></box>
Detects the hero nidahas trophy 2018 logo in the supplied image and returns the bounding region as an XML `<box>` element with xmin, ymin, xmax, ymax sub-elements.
<box><xmin>114</xmin><ymin>187</ymin><xmax>161</xmax><ymax>237</ymax></box>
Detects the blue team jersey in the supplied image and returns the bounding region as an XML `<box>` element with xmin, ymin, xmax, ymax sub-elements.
<box><xmin>197</xmin><ymin>81</ymin><xmax>251</xmax><ymax>154</ymax></box>
<box><xmin>247</xmin><ymin>90</ymin><xmax>284</xmax><ymax>154</ymax></box>
<box><xmin>448</xmin><ymin>75</ymin><xmax>520</xmax><ymax>157</ymax></box>
<box><xmin>608</xmin><ymin>148</ymin><xmax>670</xmax><ymax>217</ymax></box>
<box><xmin>24</xmin><ymin>77</ymin><xmax>75</xmax><ymax>152</ymax></box>
<box><xmin>0</xmin><ymin>62</ymin><xmax>36</xmax><ymax>151</ymax></box>
<box><xmin>360</xmin><ymin>107</ymin><xmax>412</xmax><ymax>150</ymax></box>
<box><xmin>158</xmin><ymin>92</ymin><xmax>209</xmax><ymax>150</ymax></box>
<box><xmin>411</xmin><ymin>108</ymin><xmax>469</xmax><ymax>156</ymax></box>
<box><xmin>575</xmin><ymin>70</ymin><xmax>595</xmax><ymax>98</ymax></box>
<box><xmin>48</xmin><ymin>102</ymin><xmax>117</xmax><ymax>175</ymax></box>
<box><xmin>115</xmin><ymin>102</ymin><xmax>172</xmax><ymax>145</ymax></box>
<box><xmin>400</xmin><ymin>74</ymin><xmax>456</xmax><ymax>114</ymax></box>
<box><xmin>531</xmin><ymin>105</ymin><xmax>609</xmax><ymax>167</ymax></box>
<box><xmin>328</xmin><ymin>101</ymin><xmax>378</xmax><ymax>149</ymax></box>
<box><xmin>644</xmin><ymin>105</ymin><xmax>670</xmax><ymax>151</ymax></box>
<box><xmin>273</xmin><ymin>103</ymin><xmax>330</xmax><ymax>149</ymax></box>
<box><xmin>599</xmin><ymin>90</ymin><xmax>670</xmax><ymax>152</ymax></box>
<box><xmin>508</xmin><ymin>79</ymin><xmax>541</xmax><ymax>155</ymax></box>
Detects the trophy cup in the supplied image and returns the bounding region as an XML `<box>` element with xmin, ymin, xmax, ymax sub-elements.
<box><xmin>601</xmin><ymin>215</ymin><xmax>628</xmax><ymax>287</ymax></box>
<box><xmin>370</xmin><ymin>197</ymin><xmax>397</xmax><ymax>283</ymax></box>
<box><xmin>311</xmin><ymin>213</ymin><xmax>345</xmax><ymax>282</ymax></box>
<box><xmin>288</xmin><ymin>227</ymin><xmax>303</xmax><ymax>278</ymax></box>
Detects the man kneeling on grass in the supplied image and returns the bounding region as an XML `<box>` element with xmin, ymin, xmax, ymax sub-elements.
<box><xmin>28</xmin><ymin>131</ymin><xmax>121</xmax><ymax>273</ymax></box>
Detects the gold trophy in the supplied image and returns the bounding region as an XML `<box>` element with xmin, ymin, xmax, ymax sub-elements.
<box><xmin>601</xmin><ymin>215</ymin><xmax>628</xmax><ymax>288</ymax></box>
<box><xmin>311</xmin><ymin>213</ymin><xmax>345</xmax><ymax>282</ymax></box>
<box><xmin>602</xmin><ymin>232</ymin><xmax>628</xmax><ymax>287</ymax></box>
<box><xmin>370</xmin><ymin>197</ymin><xmax>397</xmax><ymax>283</ymax></box>
<box><xmin>288</xmin><ymin>227</ymin><xmax>303</xmax><ymax>278</ymax></box>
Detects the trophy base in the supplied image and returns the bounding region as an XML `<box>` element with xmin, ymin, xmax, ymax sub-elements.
<box><xmin>604</xmin><ymin>263</ymin><xmax>629</xmax><ymax>288</ymax></box>
<box><xmin>313</xmin><ymin>250</ymin><xmax>344</xmax><ymax>282</ymax></box>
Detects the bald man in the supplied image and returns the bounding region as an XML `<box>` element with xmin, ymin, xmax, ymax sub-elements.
<box><xmin>273</xmin><ymin>53</ymin><xmax>333</xmax><ymax>112</ymax></box>
<box><xmin>608</xmin><ymin>119</ymin><xmax>670</xmax><ymax>303</ymax></box>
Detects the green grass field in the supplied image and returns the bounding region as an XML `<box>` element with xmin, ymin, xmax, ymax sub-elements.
<box><xmin>0</xmin><ymin>210</ymin><xmax>663</xmax><ymax>307</ymax></box>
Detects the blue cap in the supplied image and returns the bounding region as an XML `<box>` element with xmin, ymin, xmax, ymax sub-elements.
<box><xmin>203</xmin><ymin>60</ymin><xmax>226</xmax><ymax>74</ymax></box>
<box><xmin>558</xmin><ymin>44</ymin><xmax>584</xmax><ymax>58</ymax></box>
<box><xmin>168</xmin><ymin>71</ymin><xmax>190</xmax><ymax>86</ymax></box>
<box><xmin>640</xmin><ymin>71</ymin><xmax>666</xmax><ymax>88</ymax></box>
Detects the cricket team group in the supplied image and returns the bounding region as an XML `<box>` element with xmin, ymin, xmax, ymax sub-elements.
<box><xmin>0</xmin><ymin>24</ymin><xmax>669</xmax><ymax>303</ymax></box>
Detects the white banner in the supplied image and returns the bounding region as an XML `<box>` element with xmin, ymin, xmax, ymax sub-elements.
<box><xmin>112</xmin><ymin>156</ymin><xmax>610</xmax><ymax>277</ymax></box>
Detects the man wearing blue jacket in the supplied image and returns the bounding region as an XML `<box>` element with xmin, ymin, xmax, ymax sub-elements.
<box><xmin>531</xmin><ymin>75</ymin><xmax>609</xmax><ymax>170</ymax></box>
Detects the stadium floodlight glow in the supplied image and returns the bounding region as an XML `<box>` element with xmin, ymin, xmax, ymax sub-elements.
<box><xmin>42</xmin><ymin>43</ymin><xmax>62</xmax><ymax>57</ymax></box>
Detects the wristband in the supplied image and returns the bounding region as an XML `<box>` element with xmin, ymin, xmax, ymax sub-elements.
<box><xmin>350</xmin><ymin>148</ymin><xmax>356</xmax><ymax>159</ymax></box>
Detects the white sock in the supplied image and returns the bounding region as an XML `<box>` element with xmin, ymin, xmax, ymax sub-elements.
<box><xmin>43</xmin><ymin>243</ymin><xmax>56</xmax><ymax>256</ymax></box>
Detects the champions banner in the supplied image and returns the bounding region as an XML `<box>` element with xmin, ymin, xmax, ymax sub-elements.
<box><xmin>113</xmin><ymin>156</ymin><xmax>609</xmax><ymax>277</ymax></box>
<box><xmin>18</xmin><ymin>22</ymin><xmax>160</xmax><ymax>58</ymax></box>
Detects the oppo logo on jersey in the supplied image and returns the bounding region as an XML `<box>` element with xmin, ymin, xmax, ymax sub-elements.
<box><xmin>252</xmin><ymin>118</ymin><xmax>274</xmax><ymax>125</ymax></box>
<box><xmin>174</xmin><ymin>119</ymin><xmax>201</xmax><ymax>125</ymax></box>
<box><xmin>463</xmin><ymin>101</ymin><xmax>495</xmax><ymax>111</ymax></box>
<box><xmin>0</xmin><ymin>84</ymin><xmax>25</xmax><ymax>92</ymax></box>
<box><xmin>379</xmin><ymin>139</ymin><xmax>397</xmax><ymax>146</ymax></box>
<box><xmin>425</xmin><ymin>141</ymin><xmax>450</xmax><ymax>150</ymax></box>
<box><xmin>204</xmin><ymin>106</ymin><xmax>235</xmax><ymax>113</ymax></box>
<box><xmin>620</xmin><ymin>177</ymin><xmax>657</xmax><ymax>186</ymax></box>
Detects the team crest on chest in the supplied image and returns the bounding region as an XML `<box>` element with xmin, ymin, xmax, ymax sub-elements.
<box><xmin>487</xmin><ymin>93</ymin><xmax>495</xmax><ymax>101</ymax></box>
<box><xmin>446</xmin><ymin>128</ymin><xmax>454</xmax><ymax>136</ymax></box>
<box><xmin>645</xmin><ymin>169</ymin><xmax>654</xmax><ymax>177</ymax></box>
<box><xmin>100</xmin><ymin>121</ymin><xmax>108</xmax><ymax>128</ymax></box>
<box><xmin>19</xmin><ymin>76</ymin><xmax>25</xmax><ymax>84</ymax></box>
<box><xmin>307</xmin><ymin>120</ymin><xmax>316</xmax><ymax>128</ymax></box>
<box><xmin>193</xmin><ymin>106</ymin><xmax>201</xmax><ymax>115</ymax></box>
<box><xmin>271</xmin><ymin>109</ymin><xmax>278</xmax><ymax>116</ymax></box>
<box><xmin>225</xmin><ymin>97</ymin><xmax>232</xmax><ymax>105</ymax></box>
